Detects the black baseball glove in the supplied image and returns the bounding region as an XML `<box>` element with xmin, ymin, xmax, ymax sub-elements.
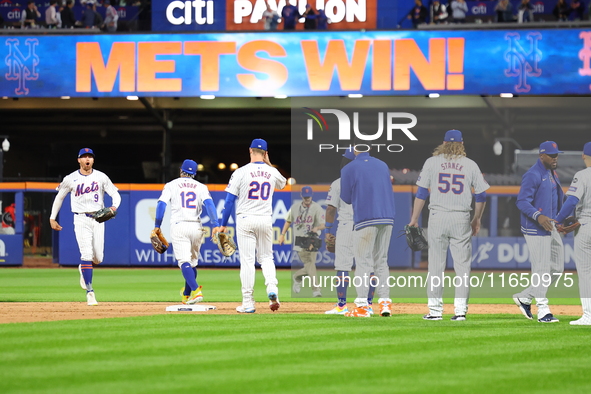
<box><xmin>92</xmin><ymin>207</ymin><xmax>117</xmax><ymax>223</ymax></box>
<box><xmin>404</xmin><ymin>225</ymin><xmax>428</xmax><ymax>251</ymax></box>
<box><xmin>295</xmin><ymin>232</ymin><xmax>322</xmax><ymax>252</ymax></box>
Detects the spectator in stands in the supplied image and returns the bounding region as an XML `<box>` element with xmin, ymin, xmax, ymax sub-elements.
<box><xmin>61</xmin><ymin>1</ymin><xmax>77</xmax><ymax>28</ymax></box>
<box><xmin>263</xmin><ymin>2</ymin><xmax>280</xmax><ymax>31</ymax></box>
<box><xmin>518</xmin><ymin>0</ymin><xmax>534</xmax><ymax>22</ymax></box>
<box><xmin>303</xmin><ymin>4</ymin><xmax>317</xmax><ymax>30</ymax></box>
<box><xmin>45</xmin><ymin>0</ymin><xmax>59</xmax><ymax>28</ymax></box>
<box><xmin>93</xmin><ymin>3</ymin><xmax>104</xmax><ymax>28</ymax></box>
<box><xmin>570</xmin><ymin>0</ymin><xmax>585</xmax><ymax>20</ymax></box>
<box><xmin>495</xmin><ymin>0</ymin><xmax>514</xmax><ymax>22</ymax></box>
<box><xmin>450</xmin><ymin>0</ymin><xmax>468</xmax><ymax>23</ymax></box>
<box><xmin>316</xmin><ymin>8</ymin><xmax>329</xmax><ymax>29</ymax></box>
<box><xmin>21</xmin><ymin>1</ymin><xmax>41</xmax><ymax>28</ymax></box>
<box><xmin>104</xmin><ymin>0</ymin><xmax>119</xmax><ymax>32</ymax></box>
<box><xmin>407</xmin><ymin>0</ymin><xmax>428</xmax><ymax>28</ymax></box>
<box><xmin>553</xmin><ymin>0</ymin><xmax>570</xmax><ymax>20</ymax></box>
<box><xmin>282</xmin><ymin>0</ymin><xmax>301</xmax><ymax>30</ymax></box>
<box><xmin>431</xmin><ymin>0</ymin><xmax>449</xmax><ymax>24</ymax></box>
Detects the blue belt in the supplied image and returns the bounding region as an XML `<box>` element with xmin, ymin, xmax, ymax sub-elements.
<box><xmin>75</xmin><ymin>213</ymin><xmax>95</xmax><ymax>218</ymax></box>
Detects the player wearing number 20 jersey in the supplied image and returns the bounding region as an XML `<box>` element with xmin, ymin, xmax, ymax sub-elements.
<box><xmin>219</xmin><ymin>139</ymin><xmax>287</xmax><ymax>313</ymax></box>
<box><xmin>409</xmin><ymin>130</ymin><xmax>489</xmax><ymax>321</ymax></box>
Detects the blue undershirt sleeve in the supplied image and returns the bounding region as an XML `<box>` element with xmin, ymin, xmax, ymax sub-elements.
<box><xmin>221</xmin><ymin>193</ymin><xmax>237</xmax><ymax>227</ymax></box>
<box><xmin>555</xmin><ymin>195</ymin><xmax>579</xmax><ymax>224</ymax></box>
<box><xmin>474</xmin><ymin>191</ymin><xmax>487</xmax><ymax>203</ymax></box>
<box><xmin>204</xmin><ymin>198</ymin><xmax>220</xmax><ymax>228</ymax></box>
<box><xmin>416</xmin><ymin>186</ymin><xmax>429</xmax><ymax>200</ymax></box>
<box><xmin>155</xmin><ymin>201</ymin><xmax>167</xmax><ymax>228</ymax></box>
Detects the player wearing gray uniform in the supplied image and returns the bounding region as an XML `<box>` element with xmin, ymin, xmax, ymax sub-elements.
<box><xmin>155</xmin><ymin>160</ymin><xmax>220</xmax><ymax>305</ymax></box>
<box><xmin>409</xmin><ymin>130</ymin><xmax>489</xmax><ymax>321</ymax></box>
<box><xmin>279</xmin><ymin>186</ymin><xmax>325</xmax><ymax>297</ymax></box>
<box><xmin>555</xmin><ymin>142</ymin><xmax>591</xmax><ymax>325</ymax></box>
<box><xmin>340</xmin><ymin>149</ymin><xmax>396</xmax><ymax>318</ymax></box>
<box><xmin>514</xmin><ymin>141</ymin><xmax>565</xmax><ymax>323</ymax></box>
<box><xmin>49</xmin><ymin>148</ymin><xmax>121</xmax><ymax>306</ymax></box>
<box><xmin>216</xmin><ymin>139</ymin><xmax>287</xmax><ymax>313</ymax></box>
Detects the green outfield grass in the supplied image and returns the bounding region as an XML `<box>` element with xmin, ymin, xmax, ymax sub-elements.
<box><xmin>0</xmin><ymin>268</ymin><xmax>590</xmax><ymax>393</ymax></box>
<box><xmin>0</xmin><ymin>268</ymin><xmax>583</xmax><ymax>304</ymax></box>
<box><xmin>1</xmin><ymin>314</ymin><xmax>591</xmax><ymax>394</ymax></box>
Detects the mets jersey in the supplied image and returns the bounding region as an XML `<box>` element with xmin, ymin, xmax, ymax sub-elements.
<box><xmin>54</xmin><ymin>169</ymin><xmax>120</xmax><ymax>214</ymax></box>
<box><xmin>326</xmin><ymin>178</ymin><xmax>353</xmax><ymax>223</ymax></box>
<box><xmin>226</xmin><ymin>162</ymin><xmax>286</xmax><ymax>216</ymax></box>
<box><xmin>566</xmin><ymin>167</ymin><xmax>591</xmax><ymax>223</ymax></box>
<box><xmin>158</xmin><ymin>178</ymin><xmax>212</xmax><ymax>223</ymax></box>
<box><xmin>416</xmin><ymin>155</ymin><xmax>489</xmax><ymax>212</ymax></box>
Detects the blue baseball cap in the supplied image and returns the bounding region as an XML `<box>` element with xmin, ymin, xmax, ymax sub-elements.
<box><xmin>584</xmin><ymin>142</ymin><xmax>591</xmax><ymax>156</ymax></box>
<box><xmin>301</xmin><ymin>186</ymin><xmax>313</xmax><ymax>197</ymax></box>
<box><xmin>539</xmin><ymin>141</ymin><xmax>563</xmax><ymax>155</ymax></box>
<box><xmin>444</xmin><ymin>129</ymin><xmax>463</xmax><ymax>142</ymax></box>
<box><xmin>250</xmin><ymin>138</ymin><xmax>268</xmax><ymax>151</ymax></box>
<box><xmin>343</xmin><ymin>147</ymin><xmax>356</xmax><ymax>161</ymax></box>
<box><xmin>180</xmin><ymin>159</ymin><xmax>197</xmax><ymax>175</ymax></box>
<box><xmin>78</xmin><ymin>148</ymin><xmax>94</xmax><ymax>157</ymax></box>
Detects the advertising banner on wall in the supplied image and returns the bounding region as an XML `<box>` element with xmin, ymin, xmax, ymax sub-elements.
<box><xmin>2</xmin><ymin>28</ymin><xmax>591</xmax><ymax>97</ymax></box>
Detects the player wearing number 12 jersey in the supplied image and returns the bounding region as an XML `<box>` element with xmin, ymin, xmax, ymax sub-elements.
<box><xmin>408</xmin><ymin>130</ymin><xmax>489</xmax><ymax>321</ymax></box>
<box><xmin>215</xmin><ymin>139</ymin><xmax>287</xmax><ymax>313</ymax></box>
<box><xmin>155</xmin><ymin>159</ymin><xmax>220</xmax><ymax>305</ymax></box>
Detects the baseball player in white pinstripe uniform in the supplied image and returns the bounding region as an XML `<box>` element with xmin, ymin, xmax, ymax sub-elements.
<box><xmin>514</xmin><ymin>141</ymin><xmax>565</xmax><ymax>323</ymax></box>
<box><xmin>154</xmin><ymin>159</ymin><xmax>220</xmax><ymax>305</ymax></box>
<box><xmin>49</xmin><ymin>148</ymin><xmax>121</xmax><ymax>306</ymax></box>
<box><xmin>555</xmin><ymin>142</ymin><xmax>591</xmax><ymax>325</ymax></box>
<box><xmin>409</xmin><ymin>130</ymin><xmax>489</xmax><ymax>321</ymax></box>
<box><xmin>215</xmin><ymin>139</ymin><xmax>287</xmax><ymax>313</ymax></box>
<box><xmin>279</xmin><ymin>186</ymin><xmax>325</xmax><ymax>297</ymax></box>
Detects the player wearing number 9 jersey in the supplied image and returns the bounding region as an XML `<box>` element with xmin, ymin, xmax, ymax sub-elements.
<box><xmin>408</xmin><ymin>130</ymin><xmax>489</xmax><ymax>321</ymax></box>
<box><xmin>50</xmin><ymin>148</ymin><xmax>121</xmax><ymax>306</ymax></box>
<box><xmin>155</xmin><ymin>159</ymin><xmax>220</xmax><ymax>305</ymax></box>
<box><xmin>215</xmin><ymin>139</ymin><xmax>287</xmax><ymax>313</ymax></box>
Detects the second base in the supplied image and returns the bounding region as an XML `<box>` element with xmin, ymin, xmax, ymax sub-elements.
<box><xmin>166</xmin><ymin>304</ymin><xmax>217</xmax><ymax>312</ymax></box>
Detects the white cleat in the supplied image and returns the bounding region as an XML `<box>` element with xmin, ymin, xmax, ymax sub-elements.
<box><xmin>236</xmin><ymin>305</ymin><xmax>256</xmax><ymax>313</ymax></box>
<box><xmin>86</xmin><ymin>291</ymin><xmax>98</xmax><ymax>306</ymax></box>
<box><xmin>312</xmin><ymin>290</ymin><xmax>322</xmax><ymax>298</ymax></box>
<box><xmin>78</xmin><ymin>264</ymin><xmax>87</xmax><ymax>290</ymax></box>
<box><xmin>570</xmin><ymin>316</ymin><xmax>591</xmax><ymax>325</ymax></box>
<box><xmin>325</xmin><ymin>304</ymin><xmax>348</xmax><ymax>315</ymax></box>
<box><xmin>292</xmin><ymin>280</ymin><xmax>301</xmax><ymax>294</ymax></box>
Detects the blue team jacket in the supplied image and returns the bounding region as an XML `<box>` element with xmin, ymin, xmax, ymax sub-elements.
<box><xmin>340</xmin><ymin>152</ymin><xmax>395</xmax><ymax>230</ymax></box>
<box><xmin>516</xmin><ymin>159</ymin><xmax>564</xmax><ymax>236</ymax></box>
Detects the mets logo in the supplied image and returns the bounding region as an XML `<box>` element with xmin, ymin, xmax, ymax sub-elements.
<box><xmin>4</xmin><ymin>38</ymin><xmax>40</xmax><ymax>95</ymax></box>
<box><xmin>303</xmin><ymin>108</ymin><xmax>329</xmax><ymax>136</ymax></box>
<box><xmin>504</xmin><ymin>32</ymin><xmax>542</xmax><ymax>93</ymax></box>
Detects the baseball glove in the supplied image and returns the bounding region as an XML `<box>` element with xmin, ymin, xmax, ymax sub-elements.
<box><xmin>295</xmin><ymin>232</ymin><xmax>322</xmax><ymax>252</ymax></box>
<box><xmin>325</xmin><ymin>233</ymin><xmax>336</xmax><ymax>253</ymax></box>
<box><xmin>213</xmin><ymin>232</ymin><xmax>237</xmax><ymax>257</ymax></box>
<box><xmin>150</xmin><ymin>228</ymin><xmax>169</xmax><ymax>254</ymax></box>
<box><xmin>92</xmin><ymin>207</ymin><xmax>117</xmax><ymax>223</ymax></box>
<box><xmin>556</xmin><ymin>216</ymin><xmax>581</xmax><ymax>234</ymax></box>
<box><xmin>404</xmin><ymin>225</ymin><xmax>428</xmax><ymax>251</ymax></box>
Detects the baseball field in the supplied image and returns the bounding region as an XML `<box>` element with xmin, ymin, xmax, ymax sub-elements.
<box><xmin>1</xmin><ymin>267</ymin><xmax>590</xmax><ymax>394</ymax></box>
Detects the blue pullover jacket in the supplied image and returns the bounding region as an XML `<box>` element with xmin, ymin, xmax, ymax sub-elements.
<box><xmin>340</xmin><ymin>152</ymin><xmax>395</xmax><ymax>230</ymax></box>
<box><xmin>516</xmin><ymin>158</ymin><xmax>564</xmax><ymax>236</ymax></box>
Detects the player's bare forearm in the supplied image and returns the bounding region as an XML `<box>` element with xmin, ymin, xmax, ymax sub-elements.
<box><xmin>49</xmin><ymin>219</ymin><xmax>62</xmax><ymax>231</ymax></box>
<box><xmin>537</xmin><ymin>214</ymin><xmax>554</xmax><ymax>231</ymax></box>
<box><xmin>279</xmin><ymin>221</ymin><xmax>291</xmax><ymax>244</ymax></box>
<box><xmin>471</xmin><ymin>202</ymin><xmax>485</xmax><ymax>236</ymax></box>
<box><xmin>263</xmin><ymin>151</ymin><xmax>272</xmax><ymax>166</ymax></box>
<box><xmin>408</xmin><ymin>198</ymin><xmax>426</xmax><ymax>226</ymax></box>
<box><xmin>326</xmin><ymin>205</ymin><xmax>337</xmax><ymax>223</ymax></box>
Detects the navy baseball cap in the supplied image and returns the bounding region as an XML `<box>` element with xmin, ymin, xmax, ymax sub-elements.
<box><xmin>444</xmin><ymin>129</ymin><xmax>463</xmax><ymax>142</ymax></box>
<box><xmin>180</xmin><ymin>159</ymin><xmax>197</xmax><ymax>175</ymax></box>
<box><xmin>250</xmin><ymin>138</ymin><xmax>268</xmax><ymax>151</ymax></box>
<box><xmin>78</xmin><ymin>148</ymin><xmax>94</xmax><ymax>157</ymax></box>
<box><xmin>301</xmin><ymin>186</ymin><xmax>313</xmax><ymax>197</ymax></box>
<box><xmin>343</xmin><ymin>147</ymin><xmax>356</xmax><ymax>161</ymax></box>
<box><xmin>539</xmin><ymin>141</ymin><xmax>563</xmax><ymax>155</ymax></box>
<box><xmin>584</xmin><ymin>142</ymin><xmax>591</xmax><ymax>156</ymax></box>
